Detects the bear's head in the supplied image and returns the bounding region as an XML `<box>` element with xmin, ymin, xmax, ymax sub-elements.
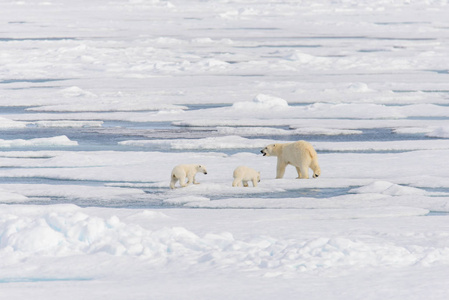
<box><xmin>197</xmin><ymin>165</ymin><xmax>208</xmax><ymax>174</ymax></box>
<box><xmin>257</xmin><ymin>172</ymin><xmax>261</xmax><ymax>182</ymax></box>
<box><xmin>260</xmin><ymin>144</ymin><xmax>277</xmax><ymax>156</ymax></box>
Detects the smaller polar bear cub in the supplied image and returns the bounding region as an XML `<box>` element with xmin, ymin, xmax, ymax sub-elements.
<box><xmin>232</xmin><ymin>166</ymin><xmax>260</xmax><ymax>187</ymax></box>
<box><xmin>170</xmin><ymin>164</ymin><xmax>207</xmax><ymax>189</ymax></box>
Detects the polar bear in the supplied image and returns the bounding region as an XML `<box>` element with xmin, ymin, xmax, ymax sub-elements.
<box><xmin>232</xmin><ymin>166</ymin><xmax>260</xmax><ymax>187</ymax></box>
<box><xmin>170</xmin><ymin>164</ymin><xmax>207</xmax><ymax>189</ymax></box>
<box><xmin>260</xmin><ymin>140</ymin><xmax>321</xmax><ymax>179</ymax></box>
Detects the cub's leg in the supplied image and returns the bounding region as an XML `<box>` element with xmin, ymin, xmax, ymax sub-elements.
<box><xmin>192</xmin><ymin>175</ymin><xmax>200</xmax><ymax>184</ymax></box>
<box><xmin>179</xmin><ymin>174</ymin><xmax>188</xmax><ymax>187</ymax></box>
<box><xmin>170</xmin><ymin>176</ymin><xmax>178</xmax><ymax>189</ymax></box>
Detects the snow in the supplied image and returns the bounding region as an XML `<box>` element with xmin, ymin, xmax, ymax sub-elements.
<box><xmin>0</xmin><ymin>204</ymin><xmax>434</xmax><ymax>270</ymax></box>
<box><xmin>349</xmin><ymin>181</ymin><xmax>427</xmax><ymax>196</ymax></box>
<box><xmin>0</xmin><ymin>117</ymin><xmax>27</xmax><ymax>129</ymax></box>
<box><xmin>1</xmin><ymin>0</ymin><xmax>449</xmax><ymax>299</ymax></box>
<box><xmin>33</xmin><ymin>120</ymin><xmax>104</xmax><ymax>128</ymax></box>
<box><xmin>119</xmin><ymin>136</ymin><xmax>449</xmax><ymax>151</ymax></box>
<box><xmin>0</xmin><ymin>136</ymin><xmax>78</xmax><ymax>148</ymax></box>
<box><xmin>427</xmin><ymin>126</ymin><xmax>449</xmax><ymax>138</ymax></box>
<box><xmin>216</xmin><ymin>126</ymin><xmax>363</xmax><ymax>136</ymax></box>
<box><xmin>232</xmin><ymin>94</ymin><xmax>290</xmax><ymax>110</ymax></box>
<box><xmin>119</xmin><ymin>135</ymin><xmax>269</xmax><ymax>150</ymax></box>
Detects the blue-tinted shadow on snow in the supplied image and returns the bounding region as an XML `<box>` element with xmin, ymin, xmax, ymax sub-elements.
<box><xmin>206</xmin><ymin>187</ymin><xmax>350</xmax><ymax>202</ymax></box>
<box><xmin>426</xmin><ymin>211</ymin><xmax>449</xmax><ymax>216</ymax></box>
<box><xmin>0</xmin><ymin>277</ymin><xmax>92</xmax><ymax>283</ymax></box>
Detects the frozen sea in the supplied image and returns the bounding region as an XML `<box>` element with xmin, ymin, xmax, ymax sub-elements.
<box><xmin>1</xmin><ymin>0</ymin><xmax>449</xmax><ymax>299</ymax></box>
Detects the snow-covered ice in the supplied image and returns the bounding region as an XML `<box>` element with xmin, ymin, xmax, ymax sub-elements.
<box><xmin>0</xmin><ymin>136</ymin><xmax>78</xmax><ymax>148</ymax></box>
<box><xmin>1</xmin><ymin>0</ymin><xmax>449</xmax><ymax>299</ymax></box>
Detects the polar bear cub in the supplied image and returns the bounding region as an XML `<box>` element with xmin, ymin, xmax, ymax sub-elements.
<box><xmin>232</xmin><ymin>166</ymin><xmax>260</xmax><ymax>187</ymax></box>
<box><xmin>261</xmin><ymin>140</ymin><xmax>321</xmax><ymax>179</ymax></box>
<box><xmin>170</xmin><ymin>164</ymin><xmax>207</xmax><ymax>189</ymax></box>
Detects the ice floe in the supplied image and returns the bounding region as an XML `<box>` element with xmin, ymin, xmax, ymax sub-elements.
<box><xmin>0</xmin><ymin>136</ymin><xmax>78</xmax><ymax>148</ymax></box>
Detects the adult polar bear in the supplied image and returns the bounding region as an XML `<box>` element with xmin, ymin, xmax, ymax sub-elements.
<box><xmin>261</xmin><ymin>140</ymin><xmax>321</xmax><ymax>179</ymax></box>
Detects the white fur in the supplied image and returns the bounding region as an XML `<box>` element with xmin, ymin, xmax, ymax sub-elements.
<box><xmin>232</xmin><ymin>166</ymin><xmax>260</xmax><ymax>187</ymax></box>
<box><xmin>261</xmin><ymin>140</ymin><xmax>321</xmax><ymax>179</ymax></box>
<box><xmin>170</xmin><ymin>164</ymin><xmax>207</xmax><ymax>189</ymax></box>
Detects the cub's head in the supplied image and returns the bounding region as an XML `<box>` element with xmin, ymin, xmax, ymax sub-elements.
<box><xmin>260</xmin><ymin>144</ymin><xmax>277</xmax><ymax>156</ymax></box>
<box><xmin>257</xmin><ymin>172</ymin><xmax>261</xmax><ymax>182</ymax></box>
<box><xmin>197</xmin><ymin>165</ymin><xmax>208</xmax><ymax>174</ymax></box>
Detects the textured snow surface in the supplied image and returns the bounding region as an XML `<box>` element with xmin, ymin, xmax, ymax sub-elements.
<box><xmin>1</xmin><ymin>0</ymin><xmax>449</xmax><ymax>299</ymax></box>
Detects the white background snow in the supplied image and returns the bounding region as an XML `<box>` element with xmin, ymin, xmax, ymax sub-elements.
<box><xmin>1</xmin><ymin>0</ymin><xmax>449</xmax><ymax>299</ymax></box>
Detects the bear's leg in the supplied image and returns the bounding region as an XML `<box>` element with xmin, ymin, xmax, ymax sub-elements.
<box><xmin>295</xmin><ymin>167</ymin><xmax>302</xmax><ymax>179</ymax></box>
<box><xmin>192</xmin><ymin>175</ymin><xmax>200</xmax><ymax>184</ymax></box>
<box><xmin>298</xmin><ymin>165</ymin><xmax>309</xmax><ymax>179</ymax></box>
<box><xmin>276</xmin><ymin>160</ymin><xmax>287</xmax><ymax>179</ymax></box>
<box><xmin>252</xmin><ymin>178</ymin><xmax>258</xmax><ymax>187</ymax></box>
<box><xmin>170</xmin><ymin>176</ymin><xmax>178</xmax><ymax>189</ymax></box>
<box><xmin>243</xmin><ymin>181</ymin><xmax>249</xmax><ymax>187</ymax></box>
<box><xmin>232</xmin><ymin>178</ymin><xmax>241</xmax><ymax>187</ymax></box>
<box><xmin>179</xmin><ymin>174</ymin><xmax>188</xmax><ymax>187</ymax></box>
<box><xmin>184</xmin><ymin>171</ymin><xmax>194</xmax><ymax>185</ymax></box>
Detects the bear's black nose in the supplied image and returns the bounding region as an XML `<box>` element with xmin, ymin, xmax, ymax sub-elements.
<box><xmin>260</xmin><ymin>150</ymin><xmax>263</xmax><ymax>153</ymax></box>
<box><xmin>204</xmin><ymin>172</ymin><xmax>208</xmax><ymax>175</ymax></box>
